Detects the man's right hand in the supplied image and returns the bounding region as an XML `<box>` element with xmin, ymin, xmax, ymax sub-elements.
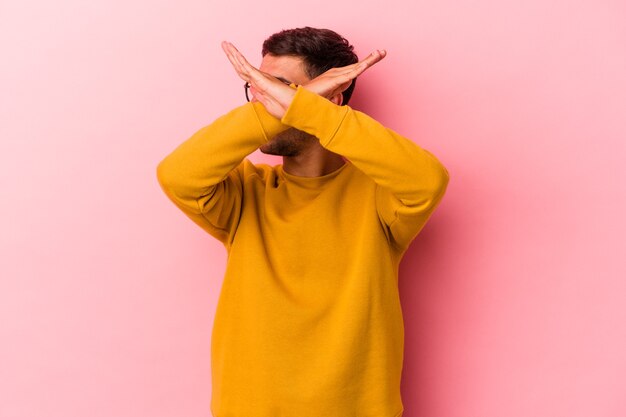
<box><xmin>301</xmin><ymin>49</ymin><xmax>387</xmax><ymax>105</ymax></box>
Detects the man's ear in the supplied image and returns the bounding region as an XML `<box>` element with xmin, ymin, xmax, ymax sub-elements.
<box><xmin>329</xmin><ymin>93</ymin><xmax>343</xmax><ymax>106</ymax></box>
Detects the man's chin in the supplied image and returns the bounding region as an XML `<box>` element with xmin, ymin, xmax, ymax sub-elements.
<box><xmin>258</xmin><ymin>144</ymin><xmax>280</xmax><ymax>155</ymax></box>
<box><xmin>259</xmin><ymin>145</ymin><xmax>298</xmax><ymax>157</ymax></box>
<box><xmin>259</xmin><ymin>129</ymin><xmax>315</xmax><ymax>157</ymax></box>
<box><xmin>259</xmin><ymin>138</ymin><xmax>300</xmax><ymax>157</ymax></box>
<box><xmin>258</xmin><ymin>146</ymin><xmax>276</xmax><ymax>155</ymax></box>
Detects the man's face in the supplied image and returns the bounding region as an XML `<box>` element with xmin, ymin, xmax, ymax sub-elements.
<box><xmin>256</xmin><ymin>54</ymin><xmax>317</xmax><ymax>157</ymax></box>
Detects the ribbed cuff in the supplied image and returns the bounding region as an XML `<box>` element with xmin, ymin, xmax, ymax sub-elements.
<box><xmin>250</xmin><ymin>102</ymin><xmax>290</xmax><ymax>142</ymax></box>
<box><xmin>280</xmin><ymin>86</ymin><xmax>350</xmax><ymax>147</ymax></box>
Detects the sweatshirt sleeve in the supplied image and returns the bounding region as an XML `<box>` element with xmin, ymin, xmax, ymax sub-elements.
<box><xmin>281</xmin><ymin>86</ymin><xmax>450</xmax><ymax>252</ymax></box>
<box><xmin>156</xmin><ymin>102</ymin><xmax>289</xmax><ymax>247</ymax></box>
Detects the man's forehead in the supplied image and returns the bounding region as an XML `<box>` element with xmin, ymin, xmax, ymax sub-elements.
<box><xmin>260</xmin><ymin>54</ymin><xmax>307</xmax><ymax>80</ymax></box>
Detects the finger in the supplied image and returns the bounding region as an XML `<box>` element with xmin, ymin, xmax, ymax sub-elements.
<box><xmin>363</xmin><ymin>49</ymin><xmax>387</xmax><ymax>66</ymax></box>
<box><xmin>334</xmin><ymin>61</ymin><xmax>372</xmax><ymax>81</ymax></box>
<box><xmin>351</xmin><ymin>50</ymin><xmax>384</xmax><ymax>72</ymax></box>
<box><xmin>221</xmin><ymin>41</ymin><xmax>244</xmax><ymax>72</ymax></box>
<box><xmin>221</xmin><ymin>41</ymin><xmax>240</xmax><ymax>71</ymax></box>
<box><xmin>346</xmin><ymin>49</ymin><xmax>387</xmax><ymax>77</ymax></box>
<box><xmin>318</xmin><ymin>53</ymin><xmax>383</xmax><ymax>82</ymax></box>
<box><xmin>224</xmin><ymin>42</ymin><xmax>259</xmax><ymax>78</ymax></box>
<box><xmin>227</xmin><ymin>43</ymin><xmax>277</xmax><ymax>93</ymax></box>
<box><xmin>329</xmin><ymin>61</ymin><xmax>363</xmax><ymax>74</ymax></box>
<box><xmin>228</xmin><ymin>44</ymin><xmax>290</xmax><ymax>94</ymax></box>
<box><xmin>225</xmin><ymin>43</ymin><xmax>248</xmax><ymax>72</ymax></box>
<box><xmin>221</xmin><ymin>41</ymin><xmax>251</xmax><ymax>81</ymax></box>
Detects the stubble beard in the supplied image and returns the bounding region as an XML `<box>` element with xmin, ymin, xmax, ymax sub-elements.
<box><xmin>259</xmin><ymin>128</ymin><xmax>316</xmax><ymax>157</ymax></box>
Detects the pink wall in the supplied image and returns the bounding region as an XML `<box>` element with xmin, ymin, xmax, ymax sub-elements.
<box><xmin>1</xmin><ymin>0</ymin><xmax>624</xmax><ymax>416</ymax></box>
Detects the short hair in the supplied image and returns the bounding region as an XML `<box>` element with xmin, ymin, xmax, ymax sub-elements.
<box><xmin>262</xmin><ymin>27</ymin><xmax>359</xmax><ymax>105</ymax></box>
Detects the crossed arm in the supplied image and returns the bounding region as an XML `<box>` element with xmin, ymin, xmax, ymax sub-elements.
<box><xmin>220</xmin><ymin>41</ymin><xmax>449</xmax><ymax>251</ymax></box>
<box><xmin>157</xmin><ymin>42</ymin><xmax>449</xmax><ymax>251</ymax></box>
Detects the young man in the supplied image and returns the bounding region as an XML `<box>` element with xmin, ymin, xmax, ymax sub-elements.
<box><xmin>157</xmin><ymin>27</ymin><xmax>449</xmax><ymax>417</ymax></box>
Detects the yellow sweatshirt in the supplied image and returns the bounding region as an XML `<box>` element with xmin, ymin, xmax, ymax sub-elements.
<box><xmin>156</xmin><ymin>86</ymin><xmax>449</xmax><ymax>417</ymax></box>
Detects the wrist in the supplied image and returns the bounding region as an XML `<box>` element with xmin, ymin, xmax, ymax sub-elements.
<box><xmin>280</xmin><ymin>84</ymin><xmax>298</xmax><ymax>113</ymax></box>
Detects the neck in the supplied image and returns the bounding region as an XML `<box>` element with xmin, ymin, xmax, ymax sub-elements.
<box><xmin>282</xmin><ymin>147</ymin><xmax>346</xmax><ymax>177</ymax></box>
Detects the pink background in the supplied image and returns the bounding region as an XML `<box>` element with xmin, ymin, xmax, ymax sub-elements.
<box><xmin>1</xmin><ymin>1</ymin><xmax>625</xmax><ymax>416</ymax></box>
